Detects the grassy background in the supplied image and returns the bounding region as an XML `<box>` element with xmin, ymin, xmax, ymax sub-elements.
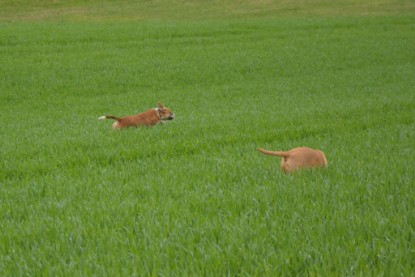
<box><xmin>1</xmin><ymin>0</ymin><xmax>415</xmax><ymax>275</ymax></box>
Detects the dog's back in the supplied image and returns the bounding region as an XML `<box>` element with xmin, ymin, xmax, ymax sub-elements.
<box><xmin>258</xmin><ymin>147</ymin><xmax>327</xmax><ymax>173</ymax></box>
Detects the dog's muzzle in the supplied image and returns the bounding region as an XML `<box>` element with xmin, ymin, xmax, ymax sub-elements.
<box><xmin>167</xmin><ymin>113</ymin><xmax>175</xmax><ymax>120</ymax></box>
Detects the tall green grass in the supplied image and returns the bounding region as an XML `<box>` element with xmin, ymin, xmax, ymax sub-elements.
<box><xmin>1</xmin><ymin>5</ymin><xmax>415</xmax><ymax>276</ymax></box>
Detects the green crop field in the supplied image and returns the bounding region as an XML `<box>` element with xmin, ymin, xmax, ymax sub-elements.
<box><xmin>1</xmin><ymin>0</ymin><xmax>415</xmax><ymax>275</ymax></box>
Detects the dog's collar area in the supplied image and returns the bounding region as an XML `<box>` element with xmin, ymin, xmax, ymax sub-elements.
<box><xmin>154</xmin><ymin>108</ymin><xmax>162</xmax><ymax>119</ymax></box>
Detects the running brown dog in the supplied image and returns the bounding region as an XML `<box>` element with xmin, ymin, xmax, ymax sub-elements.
<box><xmin>258</xmin><ymin>147</ymin><xmax>328</xmax><ymax>173</ymax></box>
<box><xmin>98</xmin><ymin>102</ymin><xmax>174</xmax><ymax>129</ymax></box>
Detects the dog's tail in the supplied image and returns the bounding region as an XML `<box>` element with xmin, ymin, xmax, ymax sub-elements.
<box><xmin>258</xmin><ymin>148</ymin><xmax>290</xmax><ymax>158</ymax></box>
<box><xmin>98</xmin><ymin>115</ymin><xmax>121</xmax><ymax>121</ymax></box>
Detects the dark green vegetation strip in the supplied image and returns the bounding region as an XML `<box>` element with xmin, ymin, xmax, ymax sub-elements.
<box><xmin>1</xmin><ymin>0</ymin><xmax>415</xmax><ymax>21</ymax></box>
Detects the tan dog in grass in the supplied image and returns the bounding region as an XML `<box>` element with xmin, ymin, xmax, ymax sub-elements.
<box><xmin>98</xmin><ymin>102</ymin><xmax>174</xmax><ymax>129</ymax></box>
<box><xmin>258</xmin><ymin>147</ymin><xmax>328</xmax><ymax>173</ymax></box>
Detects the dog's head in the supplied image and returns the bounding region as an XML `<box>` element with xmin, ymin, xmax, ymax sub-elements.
<box><xmin>157</xmin><ymin>102</ymin><xmax>175</xmax><ymax>121</ymax></box>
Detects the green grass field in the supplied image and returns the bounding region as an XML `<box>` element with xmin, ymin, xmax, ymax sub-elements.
<box><xmin>1</xmin><ymin>0</ymin><xmax>415</xmax><ymax>275</ymax></box>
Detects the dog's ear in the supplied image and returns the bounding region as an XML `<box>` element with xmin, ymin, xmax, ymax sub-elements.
<box><xmin>158</xmin><ymin>102</ymin><xmax>164</xmax><ymax>111</ymax></box>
